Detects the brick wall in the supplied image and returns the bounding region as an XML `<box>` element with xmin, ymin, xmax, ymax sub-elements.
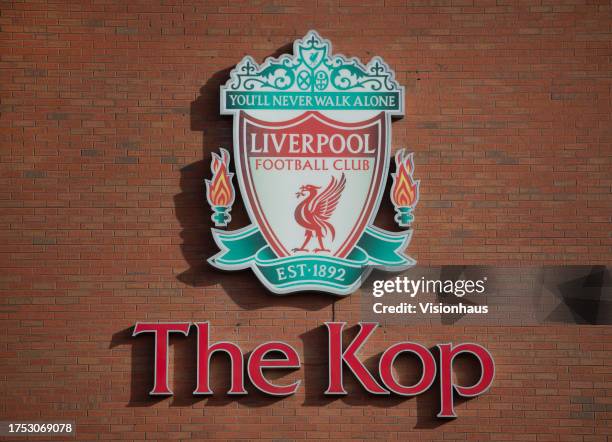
<box><xmin>1</xmin><ymin>0</ymin><xmax>610</xmax><ymax>440</ymax></box>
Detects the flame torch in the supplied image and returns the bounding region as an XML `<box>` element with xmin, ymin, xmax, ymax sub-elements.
<box><xmin>205</xmin><ymin>148</ymin><xmax>235</xmax><ymax>227</ymax></box>
<box><xmin>390</xmin><ymin>149</ymin><xmax>419</xmax><ymax>228</ymax></box>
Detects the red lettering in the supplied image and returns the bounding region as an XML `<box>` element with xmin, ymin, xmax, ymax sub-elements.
<box><xmin>379</xmin><ymin>342</ymin><xmax>437</xmax><ymax>396</ymax></box>
<box><xmin>248</xmin><ymin>342</ymin><xmax>301</xmax><ymax>395</ymax></box>
<box><xmin>437</xmin><ymin>343</ymin><xmax>495</xmax><ymax>418</ymax></box>
<box><xmin>193</xmin><ymin>322</ymin><xmax>247</xmax><ymax>395</ymax></box>
<box><xmin>130</xmin><ymin>321</ymin><xmax>494</xmax><ymax>417</ymax></box>
<box><xmin>132</xmin><ymin>322</ymin><xmax>190</xmax><ymax>395</ymax></box>
<box><xmin>325</xmin><ymin>322</ymin><xmax>388</xmax><ymax>395</ymax></box>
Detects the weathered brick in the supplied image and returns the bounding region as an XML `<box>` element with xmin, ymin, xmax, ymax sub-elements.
<box><xmin>1</xmin><ymin>1</ymin><xmax>610</xmax><ymax>441</ymax></box>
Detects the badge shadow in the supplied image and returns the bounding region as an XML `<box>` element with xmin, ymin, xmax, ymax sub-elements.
<box><xmin>175</xmin><ymin>43</ymin><xmax>337</xmax><ymax>311</ymax></box>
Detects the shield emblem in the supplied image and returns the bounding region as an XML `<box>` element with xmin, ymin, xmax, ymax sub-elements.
<box><xmin>211</xmin><ymin>31</ymin><xmax>414</xmax><ymax>296</ymax></box>
<box><xmin>236</xmin><ymin>111</ymin><xmax>387</xmax><ymax>260</ymax></box>
<box><xmin>299</xmin><ymin>45</ymin><xmax>326</xmax><ymax>70</ymax></box>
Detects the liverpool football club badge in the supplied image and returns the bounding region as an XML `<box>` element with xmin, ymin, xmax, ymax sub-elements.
<box><xmin>206</xmin><ymin>31</ymin><xmax>420</xmax><ymax>295</ymax></box>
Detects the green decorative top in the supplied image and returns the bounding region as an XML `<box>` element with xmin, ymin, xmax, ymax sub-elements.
<box><xmin>221</xmin><ymin>31</ymin><xmax>404</xmax><ymax>114</ymax></box>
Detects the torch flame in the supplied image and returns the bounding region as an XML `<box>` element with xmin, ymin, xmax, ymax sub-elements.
<box><xmin>391</xmin><ymin>149</ymin><xmax>419</xmax><ymax>207</ymax></box>
<box><xmin>206</xmin><ymin>148</ymin><xmax>235</xmax><ymax>207</ymax></box>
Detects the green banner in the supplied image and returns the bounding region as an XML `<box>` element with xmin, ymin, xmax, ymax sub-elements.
<box><xmin>209</xmin><ymin>225</ymin><xmax>414</xmax><ymax>295</ymax></box>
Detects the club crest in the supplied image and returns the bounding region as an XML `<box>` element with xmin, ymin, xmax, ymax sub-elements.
<box><xmin>206</xmin><ymin>31</ymin><xmax>420</xmax><ymax>295</ymax></box>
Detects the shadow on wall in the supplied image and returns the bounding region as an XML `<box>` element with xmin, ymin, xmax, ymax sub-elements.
<box><xmin>173</xmin><ymin>41</ymin><xmax>403</xmax><ymax>309</ymax></box>
<box><xmin>299</xmin><ymin>326</ymin><xmax>474</xmax><ymax>429</ymax></box>
<box><xmin>109</xmin><ymin>327</ymin><xmax>286</xmax><ymax>408</ymax></box>
<box><xmin>173</xmin><ymin>43</ymin><xmax>335</xmax><ymax>312</ymax></box>
<box><xmin>110</xmin><ymin>325</ymin><xmax>478</xmax><ymax>427</ymax></box>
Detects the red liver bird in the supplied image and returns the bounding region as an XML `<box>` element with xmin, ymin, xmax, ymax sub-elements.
<box><xmin>292</xmin><ymin>173</ymin><xmax>346</xmax><ymax>253</ymax></box>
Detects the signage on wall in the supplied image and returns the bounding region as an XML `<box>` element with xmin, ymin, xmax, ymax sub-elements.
<box><xmin>206</xmin><ymin>30</ymin><xmax>420</xmax><ymax>295</ymax></box>
<box><xmin>133</xmin><ymin>322</ymin><xmax>495</xmax><ymax>418</ymax></box>
<box><xmin>131</xmin><ymin>32</ymin><xmax>496</xmax><ymax>419</ymax></box>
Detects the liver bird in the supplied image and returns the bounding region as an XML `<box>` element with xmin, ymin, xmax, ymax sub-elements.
<box><xmin>292</xmin><ymin>174</ymin><xmax>346</xmax><ymax>253</ymax></box>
